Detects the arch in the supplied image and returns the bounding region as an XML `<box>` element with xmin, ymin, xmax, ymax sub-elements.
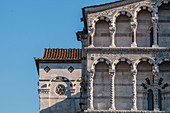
<box><xmin>91</xmin><ymin>58</ymin><xmax>112</xmax><ymax>70</ymax></box>
<box><xmin>136</xmin><ymin>7</ymin><xmax>153</xmax><ymax>47</ymax></box>
<box><xmin>48</xmin><ymin>76</ymin><xmax>72</xmax><ymax>88</ymax></box>
<box><xmin>157</xmin><ymin>57</ymin><xmax>170</xmax><ymax>65</ymax></box>
<box><xmin>92</xmin><ymin>16</ymin><xmax>112</xmax><ymax>29</ymax></box>
<box><xmin>93</xmin><ymin>62</ymin><xmax>111</xmax><ymax>110</ymax></box>
<box><xmin>135</xmin><ymin>5</ymin><xmax>154</xmax><ymax>19</ymax></box>
<box><xmin>94</xmin><ymin>20</ymin><xmax>111</xmax><ymax>47</ymax></box>
<box><xmin>135</xmin><ymin>58</ymin><xmax>155</xmax><ymax>68</ymax></box>
<box><xmin>114</xmin><ymin>58</ymin><xmax>133</xmax><ymax>71</ymax></box>
<box><xmin>157</xmin><ymin>0</ymin><xmax>170</xmax><ymax>7</ymax></box>
<box><xmin>114</xmin><ymin>11</ymin><xmax>134</xmax><ymax>23</ymax></box>
<box><xmin>158</xmin><ymin>2</ymin><xmax>170</xmax><ymax>47</ymax></box>
<box><xmin>114</xmin><ymin>57</ymin><xmax>133</xmax><ymax>110</ymax></box>
<box><xmin>114</xmin><ymin>11</ymin><xmax>133</xmax><ymax>47</ymax></box>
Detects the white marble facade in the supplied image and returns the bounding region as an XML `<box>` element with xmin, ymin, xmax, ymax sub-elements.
<box><xmin>36</xmin><ymin>0</ymin><xmax>170</xmax><ymax>113</ymax></box>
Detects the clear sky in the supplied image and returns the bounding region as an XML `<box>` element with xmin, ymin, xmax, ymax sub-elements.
<box><xmin>0</xmin><ymin>0</ymin><xmax>116</xmax><ymax>113</ymax></box>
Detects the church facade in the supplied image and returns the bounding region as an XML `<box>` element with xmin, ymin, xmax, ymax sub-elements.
<box><xmin>35</xmin><ymin>0</ymin><xmax>170</xmax><ymax>113</ymax></box>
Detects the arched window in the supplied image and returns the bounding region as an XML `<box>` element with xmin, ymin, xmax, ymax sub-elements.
<box><xmin>94</xmin><ymin>20</ymin><xmax>111</xmax><ymax>47</ymax></box>
<box><xmin>93</xmin><ymin>62</ymin><xmax>110</xmax><ymax>110</ymax></box>
<box><xmin>158</xmin><ymin>89</ymin><xmax>162</xmax><ymax>110</ymax></box>
<box><xmin>147</xmin><ymin>89</ymin><xmax>154</xmax><ymax>110</ymax></box>
<box><xmin>150</xmin><ymin>27</ymin><xmax>153</xmax><ymax>47</ymax></box>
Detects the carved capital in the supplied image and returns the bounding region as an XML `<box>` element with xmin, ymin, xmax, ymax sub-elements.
<box><xmin>153</xmin><ymin>66</ymin><xmax>159</xmax><ymax>75</ymax></box>
<box><xmin>109</xmin><ymin>69</ymin><xmax>115</xmax><ymax>76</ymax></box>
<box><xmin>130</xmin><ymin>22</ymin><xmax>137</xmax><ymax>31</ymax></box>
<box><xmin>88</xmin><ymin>26</ymin><xmax>95</xmax><ymax>36</ymax></box>
<box><xmin>109</xmin><ymin>26</ymin><xmax>115</xmax><ymax>33</ymax></box>
<box><xmin>152</xmin><ymin>15</ymin><xmax>159</xmax><ymax>24</ymax></box>
<box><xmin>131</xmin><ymin>69</ymin><xmax>137</xmax><ymax>76</ymax></box>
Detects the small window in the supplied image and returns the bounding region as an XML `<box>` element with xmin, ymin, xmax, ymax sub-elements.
<box><xmin>56</xmin><ymin>84</ymin><xmax>66</xmax><ymax>95</ymax></box>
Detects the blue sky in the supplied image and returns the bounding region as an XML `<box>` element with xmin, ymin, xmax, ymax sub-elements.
<box><xmin>0</xmin><ymin>0</ymin><xmax>116</xmax><ymax>113</ymax></box>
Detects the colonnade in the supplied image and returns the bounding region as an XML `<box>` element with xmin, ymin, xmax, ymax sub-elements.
<box><xmin>87</xmin><ymin>59</ymin><xmax>161</xmax><ymax>111</ymax></box>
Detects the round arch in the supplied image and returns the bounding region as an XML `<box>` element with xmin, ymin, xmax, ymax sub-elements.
<box><xmin>113</xmin><ymin>58</ymin><xmax>133</xmax><ymax>71</ymax></box>
<box><xmin>48</xmin><ymin>76</ymin><xmax>72</xmax><ymax>88</ymax></box>
<box><xmin>91</xmin><ymin>58</ymin><xmax>112</xmax><ymax>70</ymax></box>
<box><xmin>92</xmin><ymin>16</ymin><xmax>112</xmax><ymax>28</ymax></box>
<box><xmin>135</xmin><ymin>5</ymin><xmax>154</xmax><ymax>19</ymax></box>
<box><xmin>114</xmin><ymin>11</ymin><xmax>134</xmax><ymax>23</ymax></box>
<box><xmin>135</xmin><ymin>58</ymin><xmax>155</xmax><ymax>69</ymax></box>
<box><xmin>157</xmin><ymin>0</ymin><xmax>170</xmax><ymax>8</ymax></box>
<box><xmin>157</xmin><ymin>57</ymin><xmax>170</xmax><ymax>65</ymax></box>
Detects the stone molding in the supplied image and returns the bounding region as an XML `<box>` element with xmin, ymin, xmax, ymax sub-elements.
<box><xmin>38</xmin><ymin>89</ymin><xmax>50</xmax><ymax>94</ymax></box>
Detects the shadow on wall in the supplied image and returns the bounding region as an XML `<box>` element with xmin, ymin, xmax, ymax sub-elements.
<box><xmin>40</xmin><ymin>92</ymin><xmax>81</xmax><ymax>113</ymax></box>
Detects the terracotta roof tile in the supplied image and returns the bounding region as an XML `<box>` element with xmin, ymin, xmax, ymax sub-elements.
<box><xmin>42</xmin><ymin>48</ymin><xmax>82</xmax><ymax>60</ymax></box>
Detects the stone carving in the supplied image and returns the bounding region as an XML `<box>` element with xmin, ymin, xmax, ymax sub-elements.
<box><xmin>56</xmin><ymin>84</ymin><xmax>66</xmax><ymax>95</ymax></box>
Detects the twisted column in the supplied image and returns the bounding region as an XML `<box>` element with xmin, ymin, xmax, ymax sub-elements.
<box><xmin>109</xmin><ymin>26</ymin><xmax>116</xmax><ymax>47</ymax></box>
<box><xmin>88</xmin><ymin>27</ymin><xmax>95</xmax><ymax>47</ymax></box>
<box><xmin>88</xmin><ymin>70</ymin><xmax>94</xmax><ymax>110</ymax></box>
<box><xmin>153</xmin><ymin>66</ymin><xmax>160</xmax><ymax>111</ymax></box>
<box><xmin>131</xmin><ymin>22</ymin><xmax>137</xmax><ymax>47</ymax></box>
<box><xmin>152</xmin><ymin>14</ymin><xmax>159</xmax><ymax>47</ymax></box>
<box><xmin>109</xmin><ymin>70</ymin><xmax>116</xmax><ymax>110</ymax></box>
<box><xmin>131</xmin><ymin>69</ymin><xmax>137</xmax><ymax>110</ymax></box>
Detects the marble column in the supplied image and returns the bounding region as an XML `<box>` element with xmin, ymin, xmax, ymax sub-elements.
<box><xmin>152</xmin><ymin>14</ymin><xmax>159</xmax><ymax>47</ymax></box>
<box><xmin>109</xmin><ymin>26</ymin><xmax>116</xmax><ymax>47</ymax></box>
<box><xmin>153</xmin><ymin>66</ymin><xmax>160</xmax><ymax>111</ymax></box>
<box><xmin>88</xmin><ymin>70</ymin><xmax>94</xmax><ymax>110</ymax></box>
<box><xmin>88</xmin><ymin>27</ymin><xmax>94</xmax><ymax>47</ymax></box>
<box><xmin>131</xmin><ymin>22</ymin><xmax>137</xmax><ymax>47</ymax></box>
<box><xmin>109</xmin><ymin>70</ymin><xmax>116</xmax><ymax>110</ymax></box>
<box><xmin>131</xmin><ymin>69</ymin><xmax>137</xmax><ymax>110</ymax></box>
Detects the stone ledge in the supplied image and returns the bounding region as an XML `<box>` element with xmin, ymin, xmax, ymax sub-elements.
<box><xmin>85</xmin><ymin>47</ymin><xmax>170</xmax><ymax>52</ymax></box>
<box><xmin>83</xmin><ymin>110</ymin><xmax>166</xmax><ymax>113</ymax></box>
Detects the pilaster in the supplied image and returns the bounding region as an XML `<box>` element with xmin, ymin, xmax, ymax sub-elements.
<box><xmin>153</xmin><ymin>66</ymin><xmax>160</xmax><ymax>111</ymax></box>
<box><xmin>152</xmin><ymin>14</ymin><xmax>159</xmax><ymax>47</ymax></box>
<box><xmin>88</xmin><ymin>70</ymin><xmax>95</xmax><ymax>110</ymax></box>
<box><xmin>88</xmin><ymin>27</ymin><xmax>95</xmax><ymax>47</ymax></box>
<box><xmin>131</xmin><ymin>69</ymin><xmax>138</xmax><ymax>111</ymax></box>
<box><xmin>109</xmin><ymin>69</ymin><xmax>116</xmax><ymax>110</ymax></box>
<box><xmin>131</xmin><ymin>22</ymin><xmax>137</xmax><ymax>47</ymax></box>
<box><xmin>109</xmin><ymin>26</ymin><xmax>116</xmax><ymax>47</ymax></box>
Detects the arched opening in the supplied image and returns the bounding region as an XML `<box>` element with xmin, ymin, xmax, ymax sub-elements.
<box><xmin>159</xmin><ymin>61</ymin><xmax>170</xmax><ymax>111</ymax></box>
<box><xmin>94</xmin><ymin>20</ymin><xmax>111</xmax><ymax>47</ymax></box>
<box><xmin>115</xmin><ymin>15</ymin><xmax>132</xmax><ymax>47</ymax></box>
<box><xmin>158</xmin><ymin>89</ymin><xmax>162</xmax><ymax>110</ymax></box>
<box><xmin>93</xmin><ymin>62</ymin><xmax>110</xmax><ymax>110</ymax></box>
<box><xmin>137</xmin><ymin>10</ymin><xmax>152</xmax><ymax>47</ymax></box>
<box><xmin>115</xmin><ymin>61</ymin><xmax>132</xmax><ymax>110</ymax></box>
<box><xmin>147</xmin><ymin>89</ymin><xmax>154</xmax><ymax>110</ymax></box>
<box><xmin>158</xmin><ymin>4</ymin><xmax>170</xmax><ymax>47</ymax></box>
<box><xmin>137</xmin><ymin>61</ymin><xmax>153</xmax><ymax>110</ymax></box>
<box><xmin>150</xmin><ymin>27</ymin><xmax>153</xmax><ymax>47</ymax></box>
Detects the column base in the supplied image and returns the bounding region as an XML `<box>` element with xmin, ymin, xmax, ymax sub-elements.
<box><xmin>154</xmin><ymin>108</ymin><xmax>160</xmax><ymax>111</ymax></box>
<box><xmin>131</xmin><ymin>42</ymin><xmax>137</xmax><ymax>47</ymax></box>
<box><xmin>88</xmin><ymin>45</ymin><xmax>94</xmax><ymax>47</ymax></box>
<box><xmin>109</xmin><ymin>106</ymin><xmax>116</xmax><ymax>111</ymax></box>
<box><xmin>152</xmin><ymin>45</ymin><xmax>159</xmax><ymax>48</ymax></box>
<box><xmin>109</xmin><ymin>44</ymin><xmax>116</xmax><ymax>47</ymax></box>
<box><xmin>131</xmin><ymin>107</ymin><xmax>137</xmax><ymax>111</ymax></box>
<box><xmin>87</xmin><ymin>108</ymin><xmax>94</xmax><ymax>111</ymax></box>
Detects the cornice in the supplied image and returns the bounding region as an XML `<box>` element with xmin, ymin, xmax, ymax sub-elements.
<box><xmin>85</xmin><ymin>47</ymin><xmax>170</xmax><ymax>52</ymax></box>
<box><xmin>84</xmin><ymin>0</ymin><xmax>144</xmax><ymax>13</ymax></box>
